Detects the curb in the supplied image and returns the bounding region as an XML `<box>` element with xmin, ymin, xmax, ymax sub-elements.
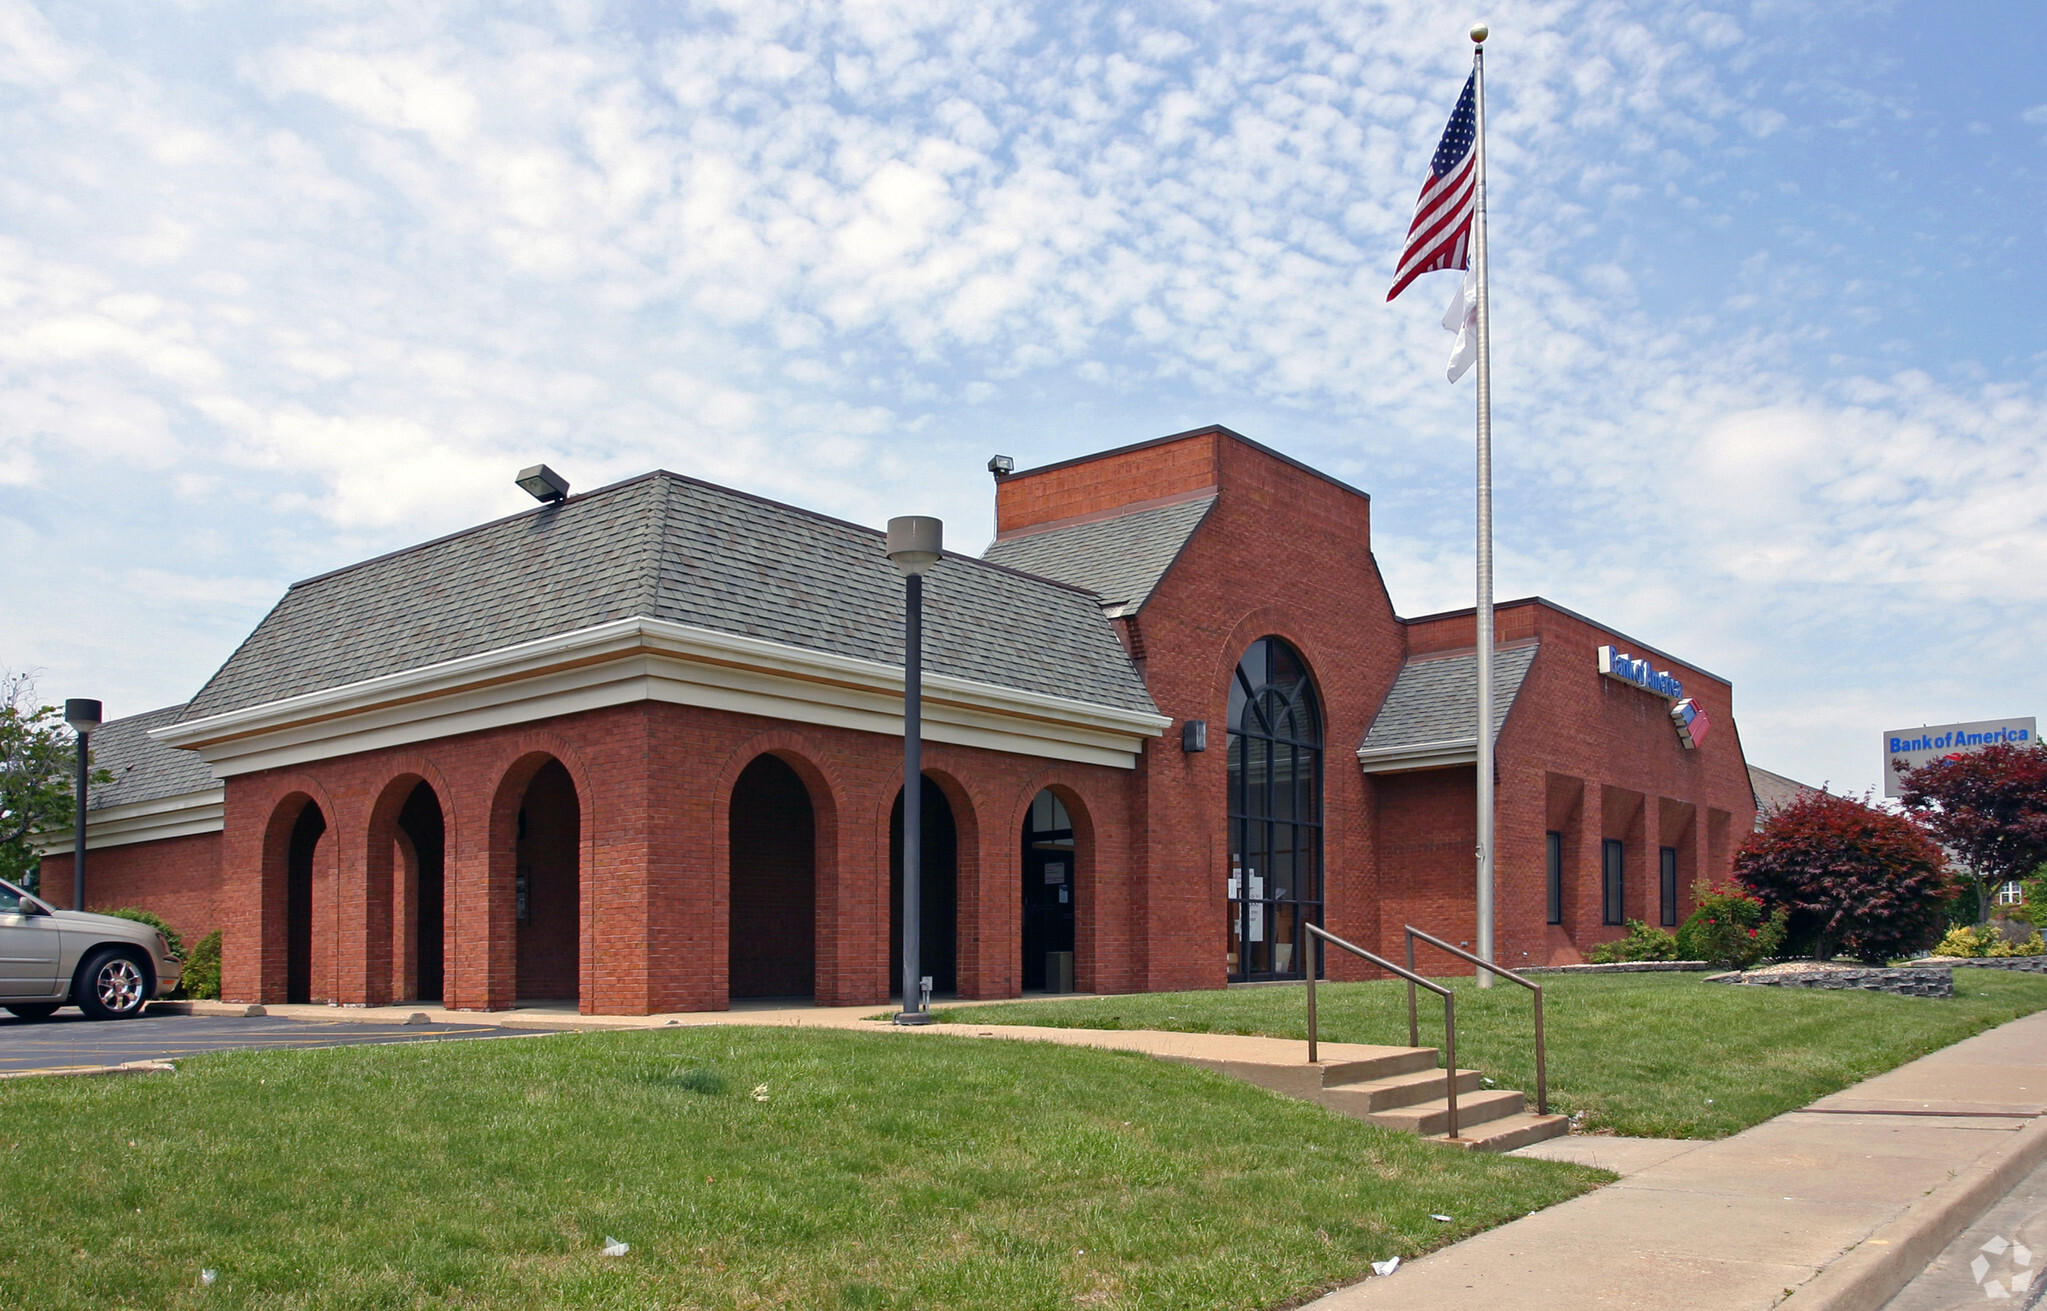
<box><xmin>1785</xmin><ymin>1112</ymin><xmax>2047</xmax><ymax>1310</ymax></box>
<box><xmin>0</xmin><ymin>1059</ymin><xmax>177</xmax><ymax>1082</ymax></box>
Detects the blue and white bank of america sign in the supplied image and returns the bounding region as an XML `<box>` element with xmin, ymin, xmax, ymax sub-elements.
<box><xmin>1882</xmin><ymin>716</ymin><xmax>2039</xmax><ymax>798</ymax></box>
<box><xmin>1597</xmin><ymin>645</ymin><xmax>1682</xmax><ymax>700</ymax></box>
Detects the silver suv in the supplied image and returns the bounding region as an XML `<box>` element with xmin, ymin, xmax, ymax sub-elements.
<box><xmin>0</xmin><ymin>878</ymin><xmax>183</xmax><ymax>1021</ymax></box>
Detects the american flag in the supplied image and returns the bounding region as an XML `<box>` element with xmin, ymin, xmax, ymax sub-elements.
<box><xmin>1387</xmin><ymin>73</ymin><xmax>1477</xmax><ymax>302</ymax></box>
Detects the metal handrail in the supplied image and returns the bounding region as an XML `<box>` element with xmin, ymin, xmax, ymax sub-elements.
<box><xmin>1403</xmin><ymin>925</ymin><xmax>1547</xmax><ymax>1116</ymax></box>
<box><xmin>1306</xmin><ymin>923</ymin><xmax>1460</xmax><ymax>1141</ymax></box>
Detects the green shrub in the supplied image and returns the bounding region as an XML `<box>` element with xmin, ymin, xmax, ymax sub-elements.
<box><xmin>96</xmin><ymin>907</ymin><xmax>182</xmax><ymax>959</ymax></box>
<box><xmin>1989</xmin><ymin>931</ymin><xmax>2046</xmax><ymax>959</ymax></box>
<box><xmin>180</xmin><ymin>930</ymin><xmax>222</xmax><ymax>999</ymax></box>
<box><xmin>1676</xmin><ymin>885</ymin><xmax>1787</xmax><ymax>971</ymax></box>
<box><xmin>1932</xmin><ymin>925</ymin><xmax>1988</xmax><ymax>958</ymax></box>
<box><xmin>1585</xmin><ymin>920</ymin><xmax>1680</xmax><ymax>964</ymax></box>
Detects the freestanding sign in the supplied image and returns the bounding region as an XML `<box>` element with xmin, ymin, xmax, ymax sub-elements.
<box><xmin>1882</xmin><ymin>717</ymin><xmax>2038</xmax><ymax>798</ymax></box>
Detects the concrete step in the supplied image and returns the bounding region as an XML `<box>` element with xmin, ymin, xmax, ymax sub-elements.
<box><xmin>1319</xmin><ymin>1066</ymin><xmax>1485</xmax><ymax>1115</ymax></box>
<box><xmin>1434</xmin><ymin>1111</ymin><xmax>1572</xmax><ymax>1153</ymax></box>
<box><xmin>1362</xmin><ymin>1087</ymin><xmax>1527</xmax><ymax>1136</ymax></box>
<box><xmin>995</xmin><ymin>1025</ymin><xmax>1565</xmax><ymax>1152</ymax></box>
<box><xmin>1207</xmin><ymin>1046</ymin><xmax>1443</xmax><ymax>1099</ymax></box>
<box><xmin>1315</xmin><ymin>1047</ymin><xmax>1444</xmax><ymax>1087</ymax></box>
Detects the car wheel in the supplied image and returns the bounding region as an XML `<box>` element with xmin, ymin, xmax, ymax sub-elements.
<box><xmin>75</xmin><ymin>948</ymin><xmax>151</xmax><ymax>1021</ymax></box>
<box><xmin>3</xmin><ymin>1003</ymin><xmax>61</xmax><ymax>1020</ymax></box>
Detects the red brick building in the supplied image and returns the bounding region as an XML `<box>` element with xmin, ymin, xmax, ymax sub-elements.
<box><xmin>39</xmin><ymin>426</ymin><xmax>1757</xmax><ymax>1013</ymax></box>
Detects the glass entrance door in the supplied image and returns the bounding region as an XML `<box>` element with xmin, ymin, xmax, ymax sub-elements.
<box><xmin>1021</xmin><ymin>791</ymin><xmax>1075</xmax><ymax>990</ymax></box>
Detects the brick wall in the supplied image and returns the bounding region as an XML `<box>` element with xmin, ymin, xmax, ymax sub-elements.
<box><xmin>49</xmin><ymin>428</ymin><xmax>1756</xmax><ymax>1010</ymax></box>
<box><xmin>120</xmin><ymin>697</ymin><xmax>1139</xmax><ymax>1015</ymax></box>
<box><xmin>38</xmin><ymin>831</ymin><xmax>224</xmax><ymax>949</ymax></box>
<box><xmin>999</xmin><ymin>427</ymin><xmax>1408</xmax><ymax>990</ymax></box>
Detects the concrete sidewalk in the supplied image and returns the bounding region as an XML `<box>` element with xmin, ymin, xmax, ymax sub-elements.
<box><xmin>173</xmin><ymin>996</ymin><xmax>975</xmax><ymax>1030</ymax></box>
<box><xmin>1307</xmin><ymin>1009</ymin><xmax>2047</xmax><ymax>1311</ymax></box>
<box><xmin>168</xmin><ymin>996</ymin><xmax>1432</xmax><ymax>1093</ymax></box>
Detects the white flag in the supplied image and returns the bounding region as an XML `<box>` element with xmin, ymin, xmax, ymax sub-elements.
<box><xmin>1442</xmin><ymin>266</ymin><xmax>1478</xmax><ymax>382</ymax></box>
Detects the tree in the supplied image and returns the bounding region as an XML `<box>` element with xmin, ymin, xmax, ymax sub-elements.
<box><xmin>1898</xmin><ymin>742</ymin><xmax>2047</xmax><ymax>928</ymax></box>
<box><xmin>0</xmin><ymin>671</ymin><xmax>95</xmax><ymax>892</ymax></box>
<box><xmin>1736</xmin><ymin>788</ymin><xmax>1954</xmax><ymax>965</ymax></box>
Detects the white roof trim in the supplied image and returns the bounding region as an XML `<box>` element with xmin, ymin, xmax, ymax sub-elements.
<box><xmin>1356</xmin><ymin>738</ymin><xmax>1479</xmax><ymax>774</ymax></box>
<box><xmin>153</xmin><ymin>616</ymin><xmax>1172</xmax><ymax>775</ymax></box>
<box><xmin>37</xmin><ymin>786</ymin><xmax>226</xmax><ymax>855</ymax></box>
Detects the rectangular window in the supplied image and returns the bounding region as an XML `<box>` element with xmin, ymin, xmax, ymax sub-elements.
<box><xmin>1602</xmin><ymin>839</ymin><xmax>1625</xmax><ymax>926</ymax></box>
<box><xmin>1659</xmin><ymin>847</ymin><xmax>1679</xmax><ymax>927</ymax></box>
<box><xmin>1545</xmin><ymin>831</ymin><xmax>1563</xmax><ymax>925</ymax></box>
<box><xmin>1996</xmin><ymin>881</ymin><xmax>2026</xmax><ymax>906</ymax></box>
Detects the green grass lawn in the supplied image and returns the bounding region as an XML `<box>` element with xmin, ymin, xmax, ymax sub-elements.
<box><xmin>938</xmin><ymin>971</ymin><xmax>2047</xmax><ymax>1139</ymax></box>
<box><xmin>0</xmin><ymin>1026</ymin><xmax>1603</xmax><ymax>1310</ymax></box>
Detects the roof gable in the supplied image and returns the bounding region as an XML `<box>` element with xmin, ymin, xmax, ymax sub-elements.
<box><xmin>981</xmin><ymin>495</ymin><xmax>1216</xmax><ymax>615</ymax></box>
<box><xmin>85</xmin><ymin>704</ymin><xmax>217</xmax><ymax>809</ymax></box>
<box><xmin>183</xmin><ymin>472</ymin><xmax>1157</xmax><ymax>722</ymax></box>
<box><xmin>1359</xmin><ymin>643</ymin><xmax>1540</xmax><ymax>755</ymax></box>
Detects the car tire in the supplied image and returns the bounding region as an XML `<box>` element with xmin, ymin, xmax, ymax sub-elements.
<box><xmin>3</xmin><ymin>1003</ymin><xmax>61</xmax><ymax>1020</ymax></box>
<box><xmin>74</xmin><ymin>947</ymin><xmax>151</xmax><ymax>1021</ymax></box>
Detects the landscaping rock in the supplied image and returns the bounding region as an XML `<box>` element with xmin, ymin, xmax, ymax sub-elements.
<box><xmin>1705</xmin><ymin>965</ymin><xmax>1954</xmax><ymax>998</ymax></box>
<box><xmin>1518</xmin><ymin>961</ymin><xmax>1716</xmax><ymax>975</ymax></box>
<box><xmin>1906</xmin><ymin>955</ymin><xmax>2047</xmax><ymax>976</ymax></box>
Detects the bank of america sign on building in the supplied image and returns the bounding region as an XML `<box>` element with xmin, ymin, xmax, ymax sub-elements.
<box><xmin>1883</xmin><ymin>718</ymin><xmax>2039</xmax><ymax>797</ymax></box>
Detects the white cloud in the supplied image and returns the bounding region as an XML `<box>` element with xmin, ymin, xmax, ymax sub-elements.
<box><xmin>0</xmin><ymin>0</ymin><xmax>2039</xmax><ymax>799</ymax></box>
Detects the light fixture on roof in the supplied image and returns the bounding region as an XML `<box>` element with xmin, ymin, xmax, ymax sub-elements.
<box><xmin>516</xmin><ymin>464</ymin><xmax>569</xmax><ymax>504</ymax></box>
<box><xmin>987</xmin><ymin>454</ymin><xmax>1014</xmax><ymax>480</ymax></box>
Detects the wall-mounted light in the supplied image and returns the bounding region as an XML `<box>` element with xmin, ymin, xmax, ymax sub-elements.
<box><xmin>1182</xmin><ymin>720</ymin><xmax>1207</xmax><ymax>752</ymax></box>
<box><xmin>516</xmin><ymin>464</ymin><xmax>570</xmax><ymax>504</ymax></box>
<box><xmin>987</xmin><ymin>454</ymin><xmax>1015</xmax><ymax>480</ymax></box>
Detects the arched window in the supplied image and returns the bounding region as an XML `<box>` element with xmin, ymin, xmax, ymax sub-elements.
<box><xmin>1227</xmin><ymin>637</ymin><xmax>1323</xmax><ymax>981</ymax></box>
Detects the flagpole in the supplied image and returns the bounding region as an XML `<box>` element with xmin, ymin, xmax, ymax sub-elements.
<box><xmin>1470</xmin><ymin>23</ymin><xmax>1496</xmax><ymax>989</ymax></box>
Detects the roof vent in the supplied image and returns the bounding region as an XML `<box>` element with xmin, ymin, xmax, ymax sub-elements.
<box><xmin>516</xmin><ymin>464</ymin><xmax>569</xmax><ymax>504</ymax></box>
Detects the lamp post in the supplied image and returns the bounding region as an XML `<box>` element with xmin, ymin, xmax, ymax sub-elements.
<box><xmin>64</xmin><ymin>698</ymin><xmax>101</xmax><ymax>911</ymax></box>
<box><xmin>886</xmin><ymin>515</ymin><xmax>942</xmax><ymax>1026</ymax></box>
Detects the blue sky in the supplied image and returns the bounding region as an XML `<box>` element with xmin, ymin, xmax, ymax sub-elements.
<box><xmin>2</xmin><ymin>0</ymin><xmax>2043</xmax><ymax>797</ymax></box>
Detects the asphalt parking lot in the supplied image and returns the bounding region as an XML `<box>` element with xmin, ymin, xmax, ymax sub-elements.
<box><xmin>0</xmin><ymin>1009</ymin><xmax>550</xmax><ymax>1075</ymax></box>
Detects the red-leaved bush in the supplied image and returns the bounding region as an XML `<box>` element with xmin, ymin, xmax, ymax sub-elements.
<box><xmin>1898</xmin><ymin>742</ymin><xmax>2047</xmax><ymax>922</ymax></box>
<box><xmin>1735</xmin><ymin>789</ymin><xmax>1954</xmax><ymax>965</ymax></box>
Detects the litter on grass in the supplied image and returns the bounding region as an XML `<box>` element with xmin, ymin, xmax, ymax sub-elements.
<box><xmin>751</xmin><ymin>1083</ymin><xmax>770</xmax><ymax>1102</ymax></box>
<box><xmin>602</xmin><ymin>1237</ymin><xmax>631</xmax><ymax>1257</ymax></box>
<box><xmin>1371</xmin><ymin>1257</ymin><xmax>1401</xmax><ymax>1277</ymax></box>
<box><xmin>200</xmin><ymin>1269</ymin><xmax>217</xmax><ymax>1287</ymax></box>
<box><xmin>1429</xmin><ymin>1214</ymin><xmax>1453</xmax><ymax>1223</ymax></box>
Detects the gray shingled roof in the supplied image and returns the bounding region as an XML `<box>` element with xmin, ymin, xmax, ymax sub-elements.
<box><xmin>181</xmin><ymin>473</ymin><xmax>1157</xmax><ymax>721</ymax></box>
<box><xmin>1359</xmin><ymin>644</ymin><xmax>1540</xmax><ymax>752</ymax></box>
<box><xmin>87</xmin><ymin>705</ymin><xmax>218</xmax><ymax>809</ymax></box>
<box><xmin>981</xmin><ymin>496</ymin><xmax>1216</xmax><ymax>613</ymax></box>
<box><xmin>1749</xmin><ymin>765</ymin><xmax>1817</xmax><ymax>825</ymax></box>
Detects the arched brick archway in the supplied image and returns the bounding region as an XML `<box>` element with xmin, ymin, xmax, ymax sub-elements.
<box><xmin>362</xmin><ymin>766</ymin><xmax>452</xmax><ymax>1006</ymax></box>
<box><xmin>464</xmin><ymin>743</ymin><xmax>596</xmax><ymax>1012</ymax></box>
<box><xmin>1013</xmin><ymin>780</ymin><xmax>1101</xmax><ymax>995</ymax></box>
<box><xmin>726</xmin><ymin>755</ymin><xmax>818</xmax><ymax>1000</ymax></box>
<box><xmin>885</xmin><ymin>769</ymin><xmax>978</xmax><ymax>1001</ymax></box>
<box><xmin>706</xmin><ymin>731</ymin><xmax>850</xmax><ymax>1009</ymax></box>
<box><xmin>253</xmin><ymin>784</ymin><xmax>338</xmax><ymax>1006</ymax></box>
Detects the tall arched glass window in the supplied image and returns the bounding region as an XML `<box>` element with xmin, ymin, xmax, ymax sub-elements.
<box><xmin>1227</xmin><ymin>636</ymin><xmax>1323</xmax><ymax>981</ymax></box>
